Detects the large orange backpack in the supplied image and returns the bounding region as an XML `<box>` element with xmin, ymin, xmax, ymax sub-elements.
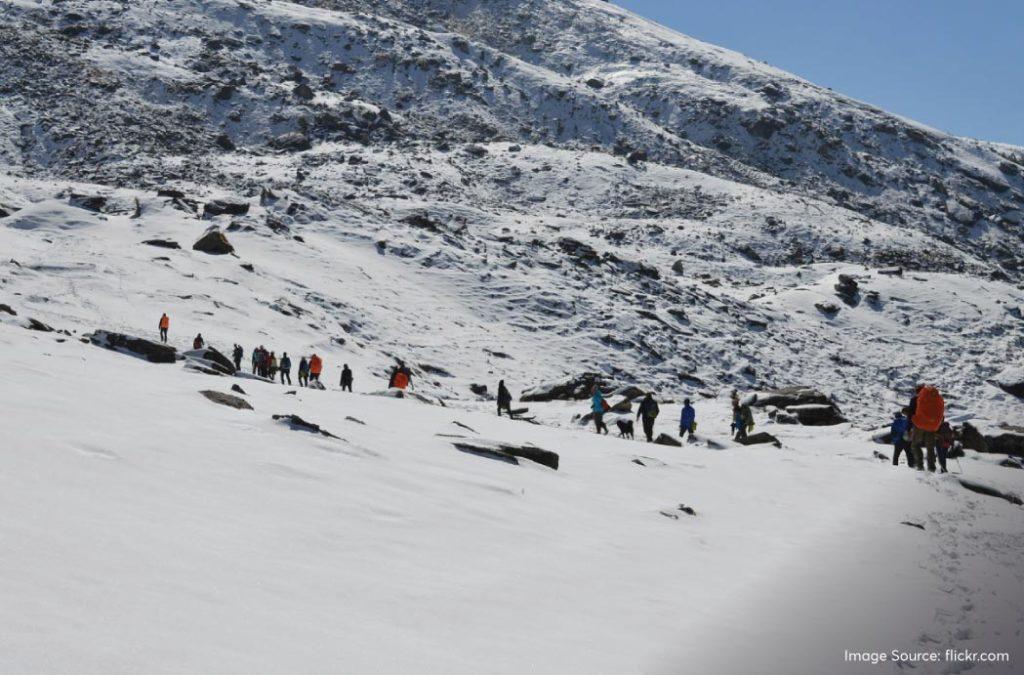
<box><xmin>912</xmin><ymin>386</ymin><xmax>944</xmax><ymax>432</ymax></box>
<box><xmin>393</xmin><ymin>371</ymin><xmax>409</xmax><ymax>390</ymax></box>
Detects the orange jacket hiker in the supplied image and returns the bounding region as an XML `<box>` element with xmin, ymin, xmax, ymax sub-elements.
<box><xmin>911</xmin><ymin>386</ymin><xmax>944</xmax><ymax>432</ymax></box>
<box><xmin>309</xmin><ymin>354</ymin><xmax>323</xmax><ymax>375</ymax></box>
<box><xmin>393</xmin><ymin>370</ymin><xmax>409</xmax><ymax>390</ymax></box>
<box><xmin>159</xmin><ymin>314</ymin><xmax>169</xmax><ymax>329</ymax></box>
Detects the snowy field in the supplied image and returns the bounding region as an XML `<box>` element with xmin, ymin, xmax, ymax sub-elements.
<box><xmin>2</xmin><ymin>318</ymin><xmax>1023</xmax><ymax>674</ymax></box>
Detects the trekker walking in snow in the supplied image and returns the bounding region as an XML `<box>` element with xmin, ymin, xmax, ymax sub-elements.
<box><xmin>936</xmin><ymin>420</ymin><xmax>954</xmax><ymax>474</ymax></box>
<box><xmin>279</xmin><ymin>352</ymin><xmax>292</xmax><ymax>385</ymax></box>
<box><xmin>340</xmin><ymin>364</ymin><xmax>353</xmax><ymax>392</ymax></box>
<box><xmin>390</xmin><ymin>360</ymin><xmax>411</xmax><ymax>390</ymax></box>
<box><xmin>251</xmin><ymin>347</ymin><xmax>259</xmax><ymax>374</ymax></box>
<box><xmin>591</xmin><ymin>385</ymin><xmax>609</xmax><ymax>435</ymax></box>
<box><xmin>890</xmin><ymin>410</ymin><xmax>913</xmax><ymax>468</ymax></box>
<box><xmin>497</xmin><ymin>380</ymin><xmax>513</xmax><ymax>417</ymax></box>
<box><xmin>192</xmin><ymin>333</ymin><xmax>204</xmax><ymax>350</ymax></box>
<box><xmin>309</xmin><ymin>354</ymin><xmax>323</xmax><ymax>383</ymax></box>
<box><xmin>298</xmin><ymin>356</ymin><xmax>309</xmax><ymax>387</ymax></box>
<box><xmin>232</xmin><ymin>344</ymin><xmax>243</xmax><ymax>372</ymax></box>
<box><xmin>734</xmin><ymin>402</ymin><xmax>754</xmax><ymax>442</ymax></box>
<box><xmin>679</xmin><ymin>399</ymin><xmax>696</xmax><ymax>442</ymax></box>
<box><xmin>158</xmin><ymin>313</ymin><xmax>169</xmax><ymax>343</ymax></box>
<box><xmin>910</xmin><ymin>385</ymin><xmax>945</xmax><ymax>472</ymax></box>
<box><xmin>268</xmin><ymin>352</ymin><xmax>279</xmax><ymax>380</ymax></box>
<box><xmin>637</xmin><ymin>393</ymin><xmax>660</xmax><ymax>443</ymax></box>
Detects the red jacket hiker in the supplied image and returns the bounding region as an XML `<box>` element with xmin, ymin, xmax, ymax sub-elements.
<box><xmin>911</xmin><ymin>386</ymin><xmax>944</xmax><ymax>432</ymax></box>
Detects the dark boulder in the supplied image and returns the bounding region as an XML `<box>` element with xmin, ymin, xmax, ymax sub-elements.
<box><xmin>193</xmin><ymin>228</ymin><xmax>234</xmax><ymax>255</ymax></box>
<box><xmin>272</xmin><ymin>414</ymin><xmax>339</xmax><ymax>438</ymax></box>
<box><xmin>521</xmin><ymin>372</ymin><xmax>610</xmax><ymax>402</ymax></box>
<box><xmin>90</xmin><ymin>330</ymin><xmax>177</xmax><ymax>363</ymax></box>
<box><xmin>654</xmin><ymin>433</ymin><xmax>682</xmax><ymax>447</ymax></box>
<box><xmin>753</xmin><ymin>386</ymin><xmax>846</xmax><ymax>426</ymax></box>
<box><xmin>271</xmin><ymin>131</ymin><xmax>312</xmax><ymax>152</ymax></box>
<box><xmin>184</xmin><ymin>347</ymin><xmax>236</xmax><ymax>375</ymax></box>
<box><xmin>815</xmin><ymin>301</ymin><xmax>840</xmax><ymax>316</ymax></box>
<box><xmin>0</xmin><ymin>303</ymin><xmax>16</xmax><ymax>315</ymax></box>
<box><xmin>142</xmin><ymin>239</ymin><xmax>181</xmax><ymax>249</ymax></box>
<box><xmin>453</xmin><ymin>440</ymin><xmax>559</xmax><ymax>470</ymax></box>
<box><xmin>200</xmin><ymin>390</ymin><xmax>253</xmax><ymax>410</ymax></box>
<box><xmin>737</xmin><ymin>432</ymin><xmax>782</xmax><ymax>447</ymax></box>
<box><xmin>203</xmin><ymin>200</ymin><xmax>249</xmax><ymax>217</ymax></box>
<box><xmin>962</xmin><ymin>422</ymin><xmax>1024</xmax><ymax>456</ymax></box>
<box><xmin>68</xmin><ymin>193</ymin><xmax>107</xmax><ymax>212</ymax></box>
<box><xmin>585</xmin><ymin>77</ymin><xmax>605</xmax><ymax>89</ymax></box>
<box><xmin>26</xmin><ymin>318</ymin><xmax>55</xmax><ymax>332</ymax></box>
<box><xmin>469</xmin><ymin>383</ymin><xmax>488</xmax><ymax>396</ymax></box>
<box><xmin>834</xmin><ymin>274</ymin><xmax>860</xmax><ymax>305</ymax></box>
<box><xmin>991</xmin><ymin>367</ymin><xmax>1024</xmax><ymax>399</ymax></box>
<box><xmin>958</xmin><ymin>479</ymin><xmax>1023</xmax><ymax>506</ymax></box>
<box><xmin>231</xmin><ymin>384</ymin><xmax>247</xmax><ymax>395</ymax></box>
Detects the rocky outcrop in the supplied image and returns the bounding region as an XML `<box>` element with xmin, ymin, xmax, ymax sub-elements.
<box><xmin>958</xmin><ymin>479</ymin><xmax>1023</xmax><ymax>506</ymax></box>
<box><xmin>203</xmin><ymin>200</ymin><xmax>249</xmax><ymax>217</ymax></box>
<box><xmin>521</xmin><ymin>372</ymin><xmax>610</xmax><ymax>402</ymax></box>
<box><xmin>199</xmin><ymin>390</ymin><xmax>253</xmax><ymax>410</ymax></box>
<box><xmin>142</xmin><ymin>239</ymin><xmax>181</xmax><ymax>249</ymax></box>
<box><xmin>752</xmin><ymin>386</ymin><xmax>846</xmax><ymax>425</ymax></box>
<box><xmin>184</xmin><ymin>347</ymin><xmax>236</xmax><ymax>376</ymax></box>
<box><xmin>90</xmin><ymin>330</ymin><xmax>177</xmax><ymax>363</ymax></box>
<box><xmin>962</xmin><ymin>421</ymin><xmax>1024</xmax><ymax>456</ymax></box>
<box><xmin>193</xmin><ymin>228</ymin><xmax>234</xmax><ymax>255</ymax></box>
<box><xmin>991</xmin><ymin>366</ymin><xmax>1024</xmax><ymax>398</ymax></box>
<box><xmin>453</xmin><ymin>440</ymin><xmax>559</xmax><ymax>470</ymax></box>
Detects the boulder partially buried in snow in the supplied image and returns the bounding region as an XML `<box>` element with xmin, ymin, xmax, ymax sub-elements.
<box><xmin>199</xmin><ymin>390</ymin><xmax>253</xmax><ymax>410</ymax></box>
<box><xmin>203</xmin><ymin>200</ymin><xmax>249</xmax><ymax>217</ymax></box>
<box><xmin>991</xmin><ymin>366</ymin><xmax>1024</xmax><ymax>398</ymax></box>
<box><xmin>737</xmin><ymin>432</ymin><xmax>782</xmax><ymax>448</ymax></box>
<box><xmin>272</xmin><ymin>414</ymin><xmax>339</xmax><ymax>438</ymax></box>
<box><xmin>521</xmin><ymin>372</ymin><xmax>611</xmax><ymax>402</ymax></box>
<box><xmin>90</xmin><ymin>330</ymin><xmax>177</xmax><ymax>363</ymax></box>
<box><xmin>183</xmin><ymin>347</ymin><xmax>236</xmax><ymax>376</ymax></box>
<box><xmin>752</xmin><ymin>386</ymin><xmax>846</xmax><ymax>426</ymax></box>
<box><xmin>962</xmin><ymin>421</ymin><xmax>1024</xmax><ymax>456</ymax></box>
<box><xmin>193</xmin><ymin>228</ymin><xmax>234</xmax><ymax>255</ymax></box>
<box><xmin>453</xmin><ymin>440</ymin><xmax>559</xmax><ymax>470</ymax></box>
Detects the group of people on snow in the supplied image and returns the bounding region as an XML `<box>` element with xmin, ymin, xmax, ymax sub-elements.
<box><xmin>890</xmin><ymin>384</ymin><xmax>953</xmax><ymax>473</ymax></box>
<box><xmin>589</xmin><ymin>386</ymin><xmax>698</xmax><ymax>444</ymax></box>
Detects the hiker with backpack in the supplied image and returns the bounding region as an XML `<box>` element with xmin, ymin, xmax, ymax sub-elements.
<box><xmin>298</xmin><ymin>356</ymin><xmax>309</xmax><ymax>387</ymax></box>
<box><xmin>279</xmin><ymin>352</ymin><xmax>292</xmax><ymax>385</ymax></box>
<box><xmin>251</xmin><ymin>347</ymin><xmax>260</xmax><ymax>375</ymax></box>
<box><xmin>192</xmin><ymin>333</ymin><xmax>204</xmax><ymax>350</ymax></box>
<box><xmin>733</xmin><ymin>401</ymin><xmax>754</xmax><ymax>442</ymax></box>
<box><xmin>158</xmin><ymin>313</ymin><xmax>169</xmax><ymax>343</ymax></box>
<box><xmin>910</xmin><ymin>384</ymin><xmax>945</xmax><ymax>472</ymax></box>
<box><xmin>268</xmin><ymin>352</ymin><xmax>279</xmax><ymax>380</ymax></box>
<box><xmin>590</xmin><ymin>385</ymin><xmax>609</xmax><ymax>435</ymax></box>
<box><xmin>636</xmin><ymin>393</ymin><xmax>660</xmax><ymax>443</ymax></box>
<box><xmin>309</xmin><ymin>354</ymin><xmax>323</xmax><ymax>383</ymax></box>
<box><xmin>232</xmin><ymin>344</ymin><xmax>243</xmax><ymax>372</ymax></box>
<box><xmin>497</xmin><ymin>380</ymin><xmax>513</xmax><ymax>417</ymax></box>
<box><xmin>679</xmin><ymin>399</ymin><xmax>696</xmax><ymax>442</ymax></box>
<box><xmin>340</xmin><ymin>364</ymin><xmax>353</xmax><ymax>392</ymax></box>
<box><xmin>389</xmin><ymin>360</ymin><xmax>411</xmax><ymax>390</ymax></box>
<box><xmin>890</xmin><ymin>409</ymin><xmax>914</xmax><ymax>468</ymax></box>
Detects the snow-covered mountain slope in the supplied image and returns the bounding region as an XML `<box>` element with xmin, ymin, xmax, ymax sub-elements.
<box><xmin>1</xmin><ymin>0</ymin><xmax>1022</xmax><ymax>421</ymax></box>
<box><xmin>2</xmin><ymin>326</ymin><xmax>1023</xmax><ymax>674</ymax></box>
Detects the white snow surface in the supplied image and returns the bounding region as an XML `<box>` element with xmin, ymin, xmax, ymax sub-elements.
<box><xmin>2</xmin><ymin>322</ymin><xmax>1023</xmax><ymax>674</ymax></box>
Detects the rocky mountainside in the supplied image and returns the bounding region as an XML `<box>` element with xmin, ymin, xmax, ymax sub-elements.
<box><xmin>2</xmin><ymin>0</ymin><xmax>1023</xmax><ymax>421</ymax></box>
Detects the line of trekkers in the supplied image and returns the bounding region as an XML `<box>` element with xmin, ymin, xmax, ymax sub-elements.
<box><xmin>157</xmin><ymin>313</ymin><xmax>410</xmax><ymax>393</ymax></box>
<box><xmin>161</xmin><ymin>313</ymin><xmax>955</xmax><ymax>463</ymax></box>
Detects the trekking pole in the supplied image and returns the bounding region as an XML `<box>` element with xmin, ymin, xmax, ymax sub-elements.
<box><xmin>954</xmin><ymin>458</ymin><xmax>963</xmax><ymax>474</ymax></box>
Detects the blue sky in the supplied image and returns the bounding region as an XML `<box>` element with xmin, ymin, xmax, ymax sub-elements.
<box><xmin>614</xmin><ymin>0</ymin><xmax>1024</xmax><ymax>147</ymax></box>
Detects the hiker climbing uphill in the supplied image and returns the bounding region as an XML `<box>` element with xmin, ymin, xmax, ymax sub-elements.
<box><xmin>910</xmin><ymin>384</ymin><xmax>945</xmax><ymax>472</ymax></box>
<box><xmin>232</xmin><ymin>344</ymin><xmax>243</xmax><ymax>372</ymax></box>
<box><xmin>192</xmin><ymin>333</ymin><xmax>204</xmax><ymax>350</ymax></box>
<box><xmin>298</xmin><ymin>356</ymin><xmax>309</xmax><ymax>387</ymax></box>
<box><xmin>158</xmin><ymin>313</ymin><xmax>169</xmax><ymax>343</ymax></box>
<box><xmin>636</xmin><ymin>393</ymin><xmax>659</xmax><ymax>443</ymax></box>
<box><xmin>679</xmin><ymin>399</ymin><xmax>696</xmax><ymax>441</ymax></box>
<box><xmin>937</xmin><ymin>421</ymin><xmax>954</xmax><ymax>473</ymax></box>
<box><xmin>890</xmin><ymin>410</ymin><xmax>913</xmax><ymax>468</ymax></box>
<box><xmin>590</xmin><ymin>385</ymin><xmax>609</xmax><ymax>435</ymax></box>
<box><xmin>497</xmin><ymin>380</ymin><xmax>513</xmax><ymax>417</ymax></box>
<box><xmin>340</xmin><ymin>364</ymin><xmax>353</xmax><ymax>392</ymax></box>
<box><xmin>390</xmin><ymin>360</ymin><xmax>411</xmax><ymax>390</ymax></box>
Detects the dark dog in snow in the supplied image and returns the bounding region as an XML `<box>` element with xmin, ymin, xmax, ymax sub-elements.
<box><xmin>616</xmin><ymin>419</ymin><xmax>634</xmax><ymax>439</ymax></box>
